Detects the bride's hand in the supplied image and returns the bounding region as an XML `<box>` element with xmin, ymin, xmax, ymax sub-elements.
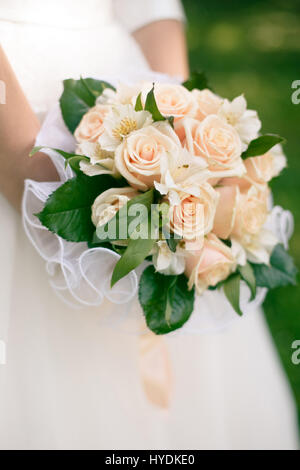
<box><xmin>0</xmin><ymin>46</ymin><xmax>58</xmax><ymax>211</ymax></box>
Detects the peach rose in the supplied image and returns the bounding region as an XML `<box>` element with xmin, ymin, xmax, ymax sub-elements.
<box><xmin>142</xmin><ymin>83</ymin><xmax>197</xmax><ymax>121</ymax></box>
<box><xmin>178</xmin><ymin>116</ymin><xmax>245</xmax><ymax>177</ymax></box>
<box><xmin>168</xmin><ymin>183</ymin><xmax>219</xmax><ymax>243</ymax></box>
<box><xmin>213</xmin><ymin>183</ymin><xmax>269</xmax><ymax>243</ymax></box>
<box><xmin>191</xmin><ymin>89</ymin><xmax>223</xmax><ymax>121</ymax></box>
<box><xmin>74</xmin><ymin>105</ymin><xmax>109</xmax><ymax>143</ymax></box>
<box><xmin>244</xmin><ymin>144</ymin><xmax>287</xmax><ymax>184</ymax></box>
<box><xmin>115</xmin><ymin>121</ymin><xmax>181</xmax><ymax>191</ymax></box>
<box><xmin>92</xmin><ymin>187</ymin><xmax>139</xmax><ymax>228</ymax></box>
<box><xmin>185</xmin><ymin>233</ymin><xmax>236</xmax><ymax>293</ymax></box>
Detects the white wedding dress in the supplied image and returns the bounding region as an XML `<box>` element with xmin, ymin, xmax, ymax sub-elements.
<box><xmin>0</xmin><ymin>0</ymin><xmax>298</xmax><ymax>450</ymax></box>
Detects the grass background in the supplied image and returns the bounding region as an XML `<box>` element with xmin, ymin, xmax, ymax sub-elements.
<box><xmin>182</xmin><ymin>0</ymin><xmax>300</xmax><ymax>429</ymax></box>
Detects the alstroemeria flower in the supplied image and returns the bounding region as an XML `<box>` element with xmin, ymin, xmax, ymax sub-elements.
<box><xmin>98</xmin><ymin>104</ymin><xmax>153</xmax><ymax>151</ymax></box>
<box><xmin>155</xmin><ymin>148</ymin><xmax>208</xmax><ymax>202</ymax></box>
<box><xmin>77</xmin><ymin>142</ymin><xmax>117</xmax><ymax>177</ymax></box>
<box><xmin>218</xmin><ymin>95</ymin><xmax>261</xmax><ymax>151</ymax></box>
<box><xmin>97</xmin><ymin>82</ymin><xmax>142</xmax><ymax>106</ymax></box>
<box><xmin>152</xmin><ymin>240</ymin><xmax>186</xmax><ymax>276</ymax></box>
<box><xmin>229</xmin><ymin>231</ymin><xmax>278</xmax><ymax>266</ymax></box>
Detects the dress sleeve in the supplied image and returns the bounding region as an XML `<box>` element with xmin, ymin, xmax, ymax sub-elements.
<box><xmin>112</xmin><ymin>0</ymin><xmax>186</xmax><ymax>33</ymax></box>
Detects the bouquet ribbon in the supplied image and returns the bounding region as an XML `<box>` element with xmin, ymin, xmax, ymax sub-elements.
<box><xmin>138</xmin><ymin>332</ymin><xmax>172</xmax><ymax>408</ymax></box>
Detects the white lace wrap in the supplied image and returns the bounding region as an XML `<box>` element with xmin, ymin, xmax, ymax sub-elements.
<box><xmin>22</xmin><ymin>82</ymin><xmax>294</xmax><ymax>335</ymax></box>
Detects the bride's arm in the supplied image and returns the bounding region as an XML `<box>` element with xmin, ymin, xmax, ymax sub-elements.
<box><xmin>133</xmin><ymin>20</ymin><xmax>189</xmax><ymax>80</ymax></box>
<box><xmin>0</xmin><ymin>46</ymin><xmax>58</xmax><ymax>211</ymax></box>
<box><xmin>112</xmin><ymin>0</ymin><xmax>189</xmax><ymax>80</ymax></box>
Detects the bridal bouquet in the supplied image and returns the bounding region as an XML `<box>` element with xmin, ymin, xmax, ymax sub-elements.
<box><xmin>31</xmin><ymin>72</ymin><xmax>297</xmax><ymax>334</ymax></box>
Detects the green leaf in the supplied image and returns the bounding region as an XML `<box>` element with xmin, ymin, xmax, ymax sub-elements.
<box><xmin>30</xmin><ymin>145</ymin><xmax>75</xmax><ymax>160</ymax></box>
<box><xmin>238</xmin><ymin>262</ymin><xmax>256</xmax><ymax>300</ymax></box>
<box><xmin>36</xmin><ymin>174</ymin><xmax>125</xmax><ymax>242</ymax></box>
<box><xmin>141</xmin><ymin>86</ymin><xmax>175</xmax><ymax>125</ymax></box>
<box><xmin>111</xmin><ymin>237</ymin><xmax>155</xmax><ymax>287</ymax></box>
<box><xmin>241</xmin><ymin>134</ymin><xmax>285</xmax><ymax>159</ymax></box>
<box><xmin>208</xmin><ymin>282</ymin><xmax>223</xmax><ymax>291</ymax></box>
<box><xmin>162</xmin><ymin>227</ymin><xmax>182</xmax><ymax>253</ymax></box>
<box><xmin>135</xmin><ymin>92</ymin><xmax>143</xmax><ymax>111</ymax></box>
<box><xmin>251</xmin><ymin>244</ymin><xmax>298</xmax><ymax>289</ymax></box>
<box><xmin>109</xmin><ymin>190</ymin><xmax>156</xmax><ymax>285</ymax></box>
<box><xmin>80</xmin><ymin>77</ymin><xmax>115</xmax><ymax>99</ymax></box>
<box><xmin>29</xmin><ymin>146</ymin><xmax>43</xmax><ymax>157</ymax></box>
<box><xmin>59</xmin><ymin>78</ymin><xmax>115</xmax><ymax>133</ymax></box>
<box><xmin>153</xmin><ymin>202</ymin><xmax>170</xmax><ymax>229</ymax></box>
<box><xmin>182</xmin><ymin>70</ymin><xmax>212</xmax><ymax>91</ymax></box>
<box><xmin>30</xmin><ymin>146</ymin><xmax>89</xmax><ymax>175</ymax></box>
<box><xmin>144</xmin><ymin>85</ymin><xmax>165</xmax><ymax>122</ymax></box>
<box><xmin>62</xmin><ymin>155</ymin><xmax>90</xmax><ymax>175</ymax></box>
<box><xmin>166</xmin><ymin>237</ymin><xmax>180</xmax><ymax>253</ymax></box>
<box><xmin>139</xmin><ymin>266</ymin><xmax>195</xmax><ymax>335</ymax></box>
<box><xmin>95</xmin><ymin>189</ymin><xmax>154</xmax><ymax>242</ymax></box>
<box><xmin>223</xmin><ymin>273</ymin><xmax>243</xmax><ymax>316</ymax></box>
<box><xmin>167</xmin><ymin>116</ymin><xmax>175</xmax><ymax>128</ymax></box>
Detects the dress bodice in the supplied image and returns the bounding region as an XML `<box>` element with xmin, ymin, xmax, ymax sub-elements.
<box><xmin>0</xmin><ymin>0</ymin><xmax>184</xmax><ymax>116</ymax></box>
<box><xmin>0</xmin><ymin>0</ymin><xmax>149</xmax><ymax>116</ymax></box>
<box><xmin>0</xmin><ymin>0</ymin><xmax>113</xmax><ymax>29</ymax></box>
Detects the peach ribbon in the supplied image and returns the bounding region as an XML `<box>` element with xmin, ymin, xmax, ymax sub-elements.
<box><xmin>138</xmin><ymin>332</ymin><xmax>173</xmax><ymax>408</ymax></box>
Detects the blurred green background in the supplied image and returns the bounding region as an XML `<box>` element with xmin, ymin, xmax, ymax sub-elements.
<box><xmin>182</xmin><ymin>0</ymin><xmax>300</xmax><ymax>429</ymax></box>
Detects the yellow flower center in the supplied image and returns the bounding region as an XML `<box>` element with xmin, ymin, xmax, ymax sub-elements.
<box><xmin>226</xmin><ymin>112</ymin><xmax>238</xmax><ymax>126</ymax></box>
<box><xmin>112</xmin><ymin>118</ymin><xmax>137</xmax><ymax>139</ymax></box>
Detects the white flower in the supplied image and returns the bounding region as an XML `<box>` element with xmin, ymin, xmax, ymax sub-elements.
<box><xmin>96</xmin><ymin>82</ymin><xmax>142</xmax><ymax>106</ymax></box>
<box><xmin>229</xmin><ymin>228</ymin><xmax>278</xmax><ymax>266</ymax></box>
<box><xmin>98</xmin><ymin>104</ymin><xmax>153</xmax><ymax>151</ymax></box>
<box><xmin>91</xmin><ymin>187</ymin><xmax>139</xmax><ymax>227</ymax></box>
<box><xmin>269</xmin><ymin>144</ymin><xmax>287</xmax><ymax>177</ymax></box>
<box><xmin>154</xmin><ymin>149</ymin><xmax>217</xmax><ymax>245</ymax></box>
<box><xmin>243</xmin><ymin>229</ymin><xmax>278</xmax><ymax>265</ymax></box>
<box><xmin>77</xmin><ymin>142</ymin><xmax>118</xmax><ymax>177</ymax></box>
<box><xmin>96</xmin><ymin>88</ymin><xmax>117</xmax><ymax>105</ymax></box>
<box><xmin>230</xmin><ymin>238</ymin><xmax>247</xmax><ymax>266</ymax></box>
<box><xmin>218</xmin><ymin>95</ymin><xmax>261</xmax><ymax>151</ymax></box>
<box><xmin>152</xmin><ymin>240</ymin><xmax>185</xmax><ymax>275</ymax></box>
<box><xmin>155</xmin><ymin>147</ymin><xmax>208</xmax><ymax>203</ymax></box>
<box><xmin>114</xmin><ymin>82</ymin><xmax>142</xmax><ymax>105</ymax></box>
